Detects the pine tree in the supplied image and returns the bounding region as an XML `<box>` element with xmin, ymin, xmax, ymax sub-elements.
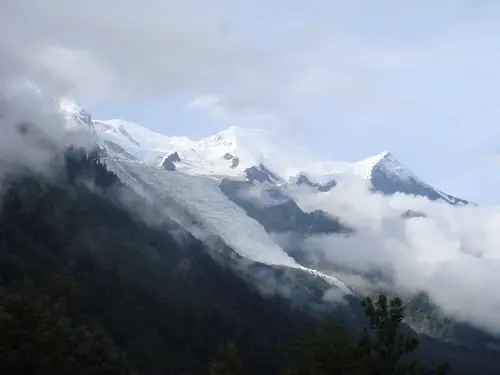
<box><xmin>285</xmin><ymin>317</ymin><xmax>366</xmax><ymax>375</ymax></box>
<box><xmin>0</xmin><ymin>280</ymin><xmax>132</xmax><ymax>374</ymax></box>
<box><xmin>285</xmin><ymin>294</ymin><xmax>450</xmax><ymax>375</ymax></box>
<box><xmin>358</xmin><ymin>294</ymin><xmax>449</xmax><ymax>375</ymax></box>
<box><xmin>209</xmin><ymin>340</ymin><xmax>243</xmax><ymax>375</ymax></box>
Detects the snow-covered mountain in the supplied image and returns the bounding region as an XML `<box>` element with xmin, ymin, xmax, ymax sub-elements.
<box><xmin>59</xmin><ymin>100</ymin><xmax>469</xmax><ymax>206</ymax></box>
<box><xmin>67</xmin><ymin>108</ymin><xmax>465</xmax><ymax>205</ymax></box>
<box><xmin>58</xmin><ymin>100</ymin><xmax>470</xmax><ymax>209</ymax></box>
<box><xmin>368</xmin><ymin>151</ymin><xmax>469</xmax><ymax>205</ymax></box>
<box><xmin>60</xmin><ymin>101</ymin><xmax>472</xmax><ymax>274</ymax></box>
<box><xmin>58</xmin><ymin>101</ymin><xmax>500</xmax><ymax>337</ymax></box>
<box><xmin>60</xmin><ymin>98</ymin><xmax>95</xmax><ymax>133</ymax></box>
<box><xmin>54</xmin><ymin>101</ymin><xmax>500</xmax><ymax>357</ymax></box>
<box><xmin>59</xmin><ymin>102</ymin><xmax>355</xmax><ymax>295</ymax></box>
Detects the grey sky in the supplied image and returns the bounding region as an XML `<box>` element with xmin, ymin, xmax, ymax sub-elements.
<box><xmin>3</xmin><ymin>0</ymin><xmax>500</xmax><ymax>203</ymax></box>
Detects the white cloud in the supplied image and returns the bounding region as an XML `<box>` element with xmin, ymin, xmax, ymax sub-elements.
<box><xmin>0</xmin><ymin>41</ymin><xmax>93</xmax><ymax>180</ymax></box>
<box><xmin>34</xmin><ymin>45</ymin><xmax>114</xmax><ymax>97</ymax></box>
<box><xmin>1</xmin><ymin>0</ymin><xmax>298</xmax><ymax>109</ymax></box>
<box><xmin>187</xmin><ymin>94</ymin><xmax>233</xmax><ymax>121</ymax></box>
<box><xmin>5</xmin><ymin>0</ymin><xmax>500</xmax><ymax>147</ymax></box>
<box><xmin>286</xmin><ymin>182</ymin><xmax>500</xmax><ymax>334</ymax></box>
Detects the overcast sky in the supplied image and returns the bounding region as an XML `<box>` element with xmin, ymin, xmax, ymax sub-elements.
<box><xmin>3</xmin><ymin>0</ymin><xmax>500</xmax><ymax>204</ymax></box>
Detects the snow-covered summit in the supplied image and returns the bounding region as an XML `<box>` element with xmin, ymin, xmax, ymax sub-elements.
<box><xmin>90</xmin><ymin>119</ymin><xmax>410</xmax><ymax>184</ymax></box>
<box><xmin>57</xmin><ymin>102</ymin><xmax>467</xmax><ymax>204</ymax></box>
<box><xmin>361</xmin><ymin>151</ymin><xmax>416</xmax><ymax>181</ymax></box>
<box><xmin>59</xmin><ymin>98</ymin><xmax>94</xmax><ymax>132</ymax></box>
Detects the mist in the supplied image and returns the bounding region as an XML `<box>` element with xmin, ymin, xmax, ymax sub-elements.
<box><xmin>1</xmin><ymin>0</ymin><xmax>299</xmax><ymax>111</ymax></box>
<box><xmin>283</xmin><ymin>181</ymin><xmax>500</xmax><ymax>334</ymax></box>
<box><xmin>0</xmin><ymin>44</ymin><xmax>97</xmax><ymax>182</ymax></box>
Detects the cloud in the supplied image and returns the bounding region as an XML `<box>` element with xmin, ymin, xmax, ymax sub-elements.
<box><xmin>285</xmin><ymin>182</ymin><xmax>500</xmax><ymax>334</ymax></box>
<box><xmin>5</xmin><ymin>1</ymin><xmax>500</xmax><ymax>164</ymax></box>
<box><xmin>187</xmin><ymin>95</ymin><xmax>233</xmax><ymax>122</ymax></box>
<box><xmin>2</xmin><ymin>0</ymin><xmax>300</xmax><ymax>109</ymax></box>
<box><xmin>0</xmin><ymin>41</ymin><xmax>93</xmax><ymax>180</ymax></box>
<box><xmin>6</xmin><ymin>1</ymin><xmax>484</xmax><ymax>111</ymax></box>
<box><xmin>5</xmin><ymin>0</ymin><xmax>500</xmax><ymax>121</ymax></box>
<box><xmin>35</xmin><ymin>45</ymin><xmax>114</xmax><ymax>97</ymax></box>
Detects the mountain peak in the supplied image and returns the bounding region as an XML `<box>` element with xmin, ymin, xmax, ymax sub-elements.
<box><xmin>59</xmin><ymin>98</ymin><xmax>94</xmax><ymax>132</ymax></box>
<box><xmin>368</xmin><ymin>150</ymin><xmax>397</xmax><ymax>166</ymax></box>
<box><xmin>350</xmin><ymin>150</ymin><xmax>407</xmax><ymax>180</ymax></box>
<box><xmin>199</xmin><ymin>126</ymin><xmax>292</xmax><ymax>177</ymax></box>
<box><xmin>87</xmin><ymin>116</ymin><xmax>469</xmax><ymax>204</ymax></box>
<box><xmin>375</xmin><ymin>150</ymin><xmax>393</xmax><ymax>160</ymax></box>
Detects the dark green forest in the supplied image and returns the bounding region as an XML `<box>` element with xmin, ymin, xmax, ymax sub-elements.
<box><xmin>0</xmin><ymin>148</ymin><xmax>497</xmax><ymax>374</ymax></box>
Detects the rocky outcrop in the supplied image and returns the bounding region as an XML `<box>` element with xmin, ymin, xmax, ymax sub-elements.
<box><xmin>369</xmin><ymin>152</ymin><xmax>469</xmax><ymax>205</ymax></box>
<box><xmin>161</xmin><ymin>152</ymin><xmax>181</xmax><ymax>171</ymax></box>
<box><xmin>401</xmin><ymin>209</ymin><xmax>427</xmax><ymax>219</ymax></box>
<box><xmin>59</xmin><ymin>100</ymin><xmax>96</xmax><ymax>134</ymax></box>
<box><xmin>295</xmin><ymin>173</ymin><xmax>337</xmax><ymax>192</ymax></box>
<box><xmin>244</xmin><ymin>164</ymin><xmax>279</xmax><ymax>184</ymax></box>
<box><xmin>230</xmin><ymin>157</ymin><xmax>240</xmax><ymax>169</ymax></box>
<box><xmin>222</xmin><ymin>153</ymin><xmax>240</xmax><ymax>169</ymax></box>
<box><xmin>219</xmin><ymin>178</ymin><xmax>350</xmax><ymax>235</ymax></box>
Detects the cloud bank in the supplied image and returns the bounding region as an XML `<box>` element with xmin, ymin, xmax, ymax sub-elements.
<box><xmin>286</xmin><ymin>182</ymin><xmax>500</xmax><ymax>334</ymax></box>
<box><xmin>0</xmin><ymin>40</ymin><xmax>94</xmax><ymax>180</ymax></box>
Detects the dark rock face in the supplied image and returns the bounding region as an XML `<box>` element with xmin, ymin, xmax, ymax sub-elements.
<box><xmin>296</xmin><ymin>174</ymin><xmax>337</xmax><ymax>192</ymax></box>
<box><xmin>358</xmin><ymin>152</ymin><xmax>471</xmax><ymax>205</ymax></box>
<box><xmin>244</xmin><ymin>164</ymin><xmax>280</xmax><ymax>184</ymax></box>
<box><xmin>67</xmin><ymin>107</ymin><xmax>96</xmax><ymax>134</ymax></box>
<box><xmin>161</xmin><ymin>152</ymin><xmax>181</xmax><ymax>171</ymax></box>
<box><xmin>266</xmin><ymin>186</ymin><xmax>289</xmax><ymax>202</ymax></box>
<box><xmin>219</xmin><ymin>179</ymin><xmax>349</xmax><ymax>235</ymax></box>
<box><xmin>161</xmin><ymin>161</ymin><xmax>176</xmax><ymax>171</ymax></box>
<box><xmin>296</xmin><ymin>174</ymin><xmax>313</xmax><ymax>186</ymax></box>
<box><xmin>75</xmin><ymin>109</ymin><xmax>92</xmax><ymax>127</ymax></box>
<box><xmin>401</xmin><ymin>209</ymin><xmax>427</xmax><ymax>219</ymax></box>
<box><xmin>222</xmin><ymin>153</ymin><xmax>240</xmax><ymax>169</ymax></box>
<box><xmin>318</xmin><ymin>180</ymin><xmax>337</xmax><ymax>192</ymax></box>
<box><xmin>230</xmin><ymin>157</ymin><xmax>240</xmax><ymax>169</ymax></box>
<box><xmin>168</xmin><ymin>152</ymin><xmax>181</xmax><ymax>163</ymax></box>
<box><xmin>370</xmin><ymin>167</ymin><xmax>469</xmax><ymax>205</ymax></box>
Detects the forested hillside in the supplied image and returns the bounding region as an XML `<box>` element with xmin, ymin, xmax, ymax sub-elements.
<box><xmin>0</xmin><ymin>148</ymin><xmax>497</xmax><ymax>374</ymax></box>
<box><xmin>0</xmin><ymin>148</ymin><xmax>316</xmax><ymax>374</ymax></box>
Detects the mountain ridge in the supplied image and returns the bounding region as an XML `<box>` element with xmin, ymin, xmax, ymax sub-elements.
<box><xmin>60</xmin><ymin>100</ymin><xmax>468</xmax><ymax>205</ymax></box>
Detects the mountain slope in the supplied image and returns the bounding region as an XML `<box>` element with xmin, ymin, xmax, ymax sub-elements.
<box><xmin>0</xmin><ymin>149</ymin><xmax>322</xmax><ymax>375</ymax></box>
<box><xmin>2</xmin><ymin>147</ymin><xmax>499</xmax><ymax>374</ymax></box>
<box><xmin>103</xmin><ymin>156</ymin><xmax>352</xmax><ymax>294</ymax></box>
<box><xmin>368</xmin><ymin>151</ymin><xmax>469</xmax><ymax>205</ymax></box>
